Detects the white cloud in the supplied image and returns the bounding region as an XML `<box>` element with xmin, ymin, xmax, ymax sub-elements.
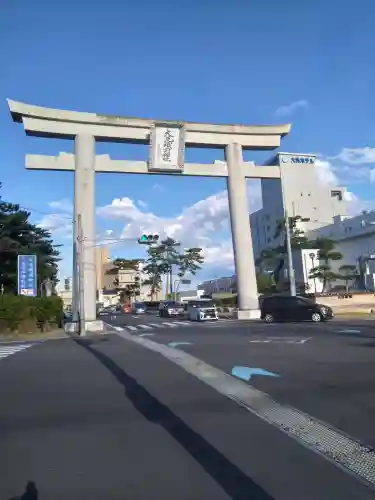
<box><xmin>137</xmin><ymin>200</ymin><xmax>148</xmax><ymax>208</ymax></box>
<box><xmin>275</xmin><ymin>99</ymin><xmax>308</xmax><ymax>117</ymax></box>
<box><xmin>329</xmin><ymin>147</ymin><xmax>375</xmax><ymax>165</ymax></box>
<box><xmin>97</xmin><ymin>182</ymin><xmax>262</xmax><ymax>271</ymax></box>
<box><xmin>152</xmin><ymin>183</ymin><xmax>165</xmax><ymax>191</ymax></box>
<box><xmin>48</xmin><ymin>199</ymin><xmax>73</xmax><ymax>213</ymax></box>
<box><xmin>314</xmin><ymin>158</ymin><xmax>339</xmax><ymax>185</ymax></box>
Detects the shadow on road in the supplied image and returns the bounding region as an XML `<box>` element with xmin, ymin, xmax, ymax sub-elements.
<box><xmin>75</xmin><ymin>338</ymin><xmax>275</xmax><ymax>500</ymax></box>
<box><xmin>8</xmin><ymin>481</ymin><xmax>38</xmax><ymax>500</ymax></box>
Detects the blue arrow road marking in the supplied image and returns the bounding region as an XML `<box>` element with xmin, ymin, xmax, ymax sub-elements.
<box><xmin>168</xmin><ymin>342</ymin><xmax>192</xmax><ymax>348</ymax></box>
<box><xmin>231</xmin><ymin>366</ymin><xmax>280</xmax><ymax>381</ymax></box>
<box><xmin>337</xmin><ymin>329</ymin><xmax>361</xmax><ymax>334</ymax></box>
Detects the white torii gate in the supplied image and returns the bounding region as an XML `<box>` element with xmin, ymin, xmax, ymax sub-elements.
<box><xmin>8</xmin><ymin>99</ymin><xmax>291</xmax><ymax>333</ymax></box>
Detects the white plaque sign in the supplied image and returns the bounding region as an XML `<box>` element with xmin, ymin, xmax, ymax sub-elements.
<box><xmin>148</xmin><ymin>123</ymin><xmax>185</xmax><ymax>172</ymax></box>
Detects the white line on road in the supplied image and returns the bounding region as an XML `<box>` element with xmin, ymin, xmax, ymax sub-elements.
<box><xmin>147</xmin><ymin>323</ymin><xmax>166</xmax><ymax>328</ymax></box>
<box><xmin>112</xmin><ymin>326</ymin><xmax>124</xmax><ymax>332</ymax></box>
<box><xmin>0</xmin><ymin>344</ymin><xmax>32</xmax><ymax>360</ymax></box>
<box><xmin>138</xmin><ymin>324</ymin><xmax>153</xmax><ymax>330</ymax></box>
<box><xmin>249</xmin><ymin>337</ymin><xmax>312</xmax><ymax>345</ymax></box>
<box><xmin>161</xmin><ymin>322</ymin><xmax>179</xmax><ymax>327</ymax></box>
<box><xmin>126</xmin><ymin>326</ymin><xmax>138</xmax><ymax>331</ymax></box>
<box><xmin>109</xmin><ymin>323</ymin><xmax>375</xmax><ymax>490</ymax></box>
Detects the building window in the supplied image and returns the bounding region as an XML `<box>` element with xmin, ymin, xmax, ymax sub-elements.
<box><xmin>267</xmin><ymin>237</ymin><xmax>271</xmax><ymax>244</ymax></box>
<box><xmin>331</xmin><ymin>190</ymin><xmax>343</xmax><ymax>201</ymax></box>
<box><xmin>266</xmin><ymin>225</ymin><xmax>270</xmax><ymax>231</ymax></box>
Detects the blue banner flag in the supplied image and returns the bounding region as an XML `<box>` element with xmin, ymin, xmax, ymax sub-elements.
<box><xmin>17</xmin><ymin>255</ymin><xmax>37</xmax><ymax>297</ymax></box>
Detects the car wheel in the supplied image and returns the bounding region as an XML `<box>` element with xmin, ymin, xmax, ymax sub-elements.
<box><xmin>264</xmin><ymin>313</ymin><xmax>274</xmax><ymax>323</ymax></box>
<box><xmin>311</xmin><ymin>312</ymin><xmax>322</xmax><ymax>322</ymax></box>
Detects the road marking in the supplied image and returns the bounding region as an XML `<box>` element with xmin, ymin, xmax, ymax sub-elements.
<box><xmin>168</xmin><ymin>342</ymin><xmax>192</xmax><ymax>348</ymax></box>
<box><xmin>0</xmin><ymin>344</ymin><xmax>32</xmax><ymax>360</ymax></box>
<box><xmin>161</xmin><ymin>322</ymin><xmax>179</xmax><ymax>327</ymax></box>
<box><xmin>173</xmin><ymin>321</ymin><xmax>190</xmax><ymax>326</ymax></box>
<box><xmin>112</xmin><ymin>326</ymin><xmax>124</xmax><ymax>332</ymax></box>
<box><xmin>147</xmin><ymin>323</ymin><xmax>165</xmax><ymax>328</ymax></box>
<box><xmin>337</xmin><ymin>329</ymin><xmax>361</xmax><ymax>334</ymax></box>
<box><xmin>249</xmin><ymin>337</ymin><xmax>312</xmax><ymax>345</ymax></box>
<box><xmin>138</xmin><ymin>324</ymin><xmax>153</xmax><ymax>330</ymax></box>
<box><xmin>231</xmin><ymin>366</ymin><xmax>280</xmax><ymax>381</ymax></box>
<box><xmin>126</xmin><ymin>326</ymin><xmax>138</xmax><ymax>331</ymax></box>
<box><xmin>109</xmin><ymin>323</ymin><xmax>375</xmax><ymax>489</ymax></box>
<box><xmin>139</xmin><ymin>333</ymin><xmax>155</xmax><ymax>337</ymax></box>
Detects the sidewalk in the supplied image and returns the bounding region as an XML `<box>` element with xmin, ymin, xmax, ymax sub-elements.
<box><xmin>0</xmin><ymin>328</ymin><xmax>69</xmax><ymax>343</ymax></box>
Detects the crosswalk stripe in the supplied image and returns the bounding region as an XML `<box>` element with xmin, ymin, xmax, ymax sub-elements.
<box><xmin>126</xmin><ymin>326</ymin><xmax>138</xmax><ymax>331</ymax></box>
<box><xmin>173</xmin><ymin>321</ymin><xmax>190</xmax><ymax>326</ymax></box>
<box><xmin>161</xmin><ymin>322</ymin><xmax>179</xmax><ymax>327</ymax></box>
<box><xmin>138</xmin><ymin>324</ymin><xmax>153</xmax><ymax>330</ymax></box>
<box><xmin>0</xmin><ymin>344</ymin><xmax>32</xmax><ymax>360</ymax></box>
<box><xmin>148</xmin><ymin>323</ymin><xmax>165</xmax><ymax>328</ymax></box>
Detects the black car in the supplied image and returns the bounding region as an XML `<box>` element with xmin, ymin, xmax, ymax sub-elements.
<box><xmin>261</xmin><ymin>295</ymin><xmax>333</xmax><ymax>323</ymax></box>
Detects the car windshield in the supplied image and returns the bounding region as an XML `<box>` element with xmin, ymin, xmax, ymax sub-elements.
<box><xmin>134</xmin><ymin>302</ymin><xmax>145</xmax><ymax>307</ymax></box>
<box><xmin>196</xmin><ymin>300</ymin><xmax>215</xmax><ymax>307</ymax></box>
<box><xmin>166</xmin><ymin>301</ymin><xmax>179</xmax><ymax>306</ymax></box>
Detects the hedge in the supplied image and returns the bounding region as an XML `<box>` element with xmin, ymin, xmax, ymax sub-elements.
<box><xmin>0</xmin><ymin>295</ymin><xmax>63</xmax><ymax>334</ymax></box>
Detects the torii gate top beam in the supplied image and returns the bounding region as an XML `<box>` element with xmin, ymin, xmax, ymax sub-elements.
<box><xmin>7</xmin><ymin>99</ymin><xmax>291</xmax><ymax>150</ymax></box>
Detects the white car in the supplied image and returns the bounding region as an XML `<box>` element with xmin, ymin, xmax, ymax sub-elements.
<box><xmin>186</xmin><ymin>299</ymin><xmax>218</xmax><ymax>321</ymax></box>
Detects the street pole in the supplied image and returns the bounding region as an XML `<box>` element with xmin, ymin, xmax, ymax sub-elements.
<box><xmin>77</xmin><ymin>215</ymin><xmax>85</xmax><ymax>336</ymax></box>
<box><xmin>280</xmin><ymin>165</ymin><xmax>296</xmax><ymax>296</ymax></box>
<box><xmin>284</xmin><ymin>212</ymin><xmax>296</xmax><ymax>296</ymax></box>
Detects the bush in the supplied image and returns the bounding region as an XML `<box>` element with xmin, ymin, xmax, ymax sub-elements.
<box><xmin>0</xmin><ymin>294</ymin><xmax>63</xmax><ymax>334</ymax></box>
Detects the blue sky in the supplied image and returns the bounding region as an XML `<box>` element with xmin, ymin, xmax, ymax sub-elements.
<box><xmin>1</xmin><ymin>0</ymin><xmax>374</xmax><ymax>284</ymax></box>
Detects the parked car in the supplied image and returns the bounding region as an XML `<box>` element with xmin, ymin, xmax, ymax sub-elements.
<box><xmin>132</xmin><ymin>301</ymin><xmax>147</xmax><ymax>314</ymax></box>
<box><xmin>158</xmin><ymin>301</ymin><xmax>185</xmax><ymax>317</ymax></box>
<box><xmin>261</xmin><ymin>295</ymin><xmax>333</xmax><ymax>323</ymax></box>
<box><xmin>186</xmin><ymin>299</ymin><xmax>218</xmax><ymax>321</ymax></box>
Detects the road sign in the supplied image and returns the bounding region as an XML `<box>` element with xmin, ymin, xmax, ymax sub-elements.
<box><xmin>17</xmin><ymin>254</ymin><xmax>37</xmax><ymax>297</ymax></box>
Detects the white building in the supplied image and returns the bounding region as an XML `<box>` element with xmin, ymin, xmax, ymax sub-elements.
<box><xmin>250</xmin><ymin>152</ymin><xmax>375</xmax><ymax>291</ymax></box>
<box><xmin>306</xmin><ymin>213</ymin><xmax>375</xmax><ymax>290</ymax></box>
<box><xmin>198</xmin><ymin>276</ymin><xmax>236</xmax><ymax>295</ymax></box>
<box><xmin>250</xmin><ymin>152</ymin><xmax>348</xmax><ymax>259</ymax></box>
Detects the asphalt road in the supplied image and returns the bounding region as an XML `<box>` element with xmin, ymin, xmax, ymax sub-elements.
<box><xmin>1</xmin><ymin>319</ymin><xmax>375</xmax><ymax>499</ymax></box>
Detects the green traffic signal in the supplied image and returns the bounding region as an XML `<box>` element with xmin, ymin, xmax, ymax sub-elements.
<box><xmin>138</xmin><ymin>233</ymin><xmax>160</xmax><ymax>244</ymax></box>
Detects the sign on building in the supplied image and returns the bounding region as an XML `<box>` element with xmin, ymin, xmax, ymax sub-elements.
<box><xmin>148</xmin><ymin>123</ymin><xmax>185</xmax><ymax>172</ymax></box>
<box><xmin>17</xmin><ymin>254</ymin><xmax>37</xmax><ymax>296</ymax></box>
<box><xmin>280</xmin><ymin>154</ymin><xmax>315</xmax><ymax>165</ymax></box>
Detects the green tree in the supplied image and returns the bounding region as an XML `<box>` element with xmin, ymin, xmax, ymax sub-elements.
<box><xmin>337</xmin><ymin>264</ymin><xmax>359</xmax><ymax>292</ymax></box>
<box><xmin>0</xmin><ymin>185</ymin><xmax>60</xmax><ymax>293</ymax></box>
<box><xmin>178</xmin><ymin>247</ymin><xmax>204</xmax><ymax>278</ymax></box>
<box><xmin>256</xmin><ymin>272</ymin><xmax>276</xmax><ymax>294</ymax></box>
<box><xmin>142</xmin><ymin>239</ymin><xmax>204</xmax><ymax>298</ymax></box>
<box><xmin>308</xmin><ymin>237</ymin><xmax>343</xmax><ymax>291</ymax></box>
<box><xmin>142</xmin><ymin>246</ymin><xmax>167</xmax><ymax>300</ymax></box>
<box><xmin>259</xmin><ymin>215</ymin><xmax>312</xmax><ymax>286</ymax></box>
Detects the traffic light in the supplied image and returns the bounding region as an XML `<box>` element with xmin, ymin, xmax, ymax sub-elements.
<box><xmin>138</xmin><ymin>234</ymin><xmax>159</xmax><ymax>245</ymax></box>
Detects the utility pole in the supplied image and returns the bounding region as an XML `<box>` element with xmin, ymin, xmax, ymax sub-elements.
<box><xmin>284</xmin><ymin>212</ymin><xmax>296</xmax><ymax>296</ymax></box>
<box><xmin>280</xmin><ymin>165</ymin><xmax>296</xmax><ymax>296</ymax></box>
<box><xmin>77</xmin><ymin>215</ymin><xmax>85</xmax><ymax>336</ymax></box>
